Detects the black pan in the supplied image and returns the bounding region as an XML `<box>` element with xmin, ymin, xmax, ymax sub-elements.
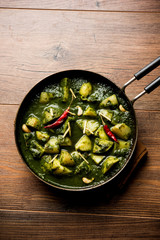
<box><xmin>14</xmin><ymin>57</ymin><xmax>160</xmax><ymax>191</ymax></box>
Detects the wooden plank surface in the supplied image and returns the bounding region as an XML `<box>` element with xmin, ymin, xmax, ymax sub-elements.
<box><xmin>0</xmin><ymin>0</ymin><xmax>160</xmax><ymax>12</ymax></box>
<box><xmin>0</xmin><ymin>2</ymin><xmax>160</xmax><ymax>239</ymax></box>
<box><xmin>0</xmin><ymin>9</ymin><xmax>160</xmax><ymax>109</ymax></box>
<box><xmin>1</xmin><ymin>210</ymin><xmax>160</xmax><ymax>240</ymax></box>
<box><xmin>0</xmin><ymin>10</ymin><xmax>160</xmax><ymax>110</ymax></box>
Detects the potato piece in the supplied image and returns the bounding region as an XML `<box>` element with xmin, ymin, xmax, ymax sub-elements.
<box><xmin>86</xmin><ymin>120</ymin><xmax>100</xmax><ymax>135</ymax></box>
<box><xmin>112</xmin><ymin>140</ymin><xmax>131</xmax><ymax>156</ymax></box>
<box><xmin>60</xmin><ymin>149</ymin><xmax>75</xmax><ymax>166</ymax></box>
<box><xmin>61</xmin><ymin>77</ymin><xmax>70</xmax><ymax>102</ymax></box>
<box><xmin>76</xmin><ymin>119</ymin><xmax>84</xmax><ymax>130</ymax></box>
<box><xmin>26</xmin><ymin>115</ymin><xmax>41</xmax><ymax>130</ymax></box>
<box><xmin>93</xmin><ymin>138</ymin><xmax>113</xmax><ymax>154</ymax></box>
<box><xmin>39</xmin><ymin>92</ymin><xmax>53</xmax><ymax>103</ymax></box>
<box><xmin>36</xmin><ymin>131</ymin><xmax>50</xmax><ymax>142</ymax></box>
<box><xmin>58</xmin><ymin>135</ymin><xmax>72</xmax><ymax>146</ymax></box>
<box><xmin>83</xmin><ymin>106</ymin><xmax>97</xmax><ymax>117</ymax></box>
<box><xmin>98</xmin><ymin>109</ymin><xmax>113</xmax><ymax>121</ymax></box>
<box><xmin>43</xmin><ymin>106</ymin><xmax>62</xmax><ymax>124</ymax></box>
<box><xmin>29</xmin><ymin>140</ymin><xmax>45</xmax><ymax>158</ymax></box>
<box><xmin>79</xmin><ymin>82</ymin><xmax>92</xmax><ymax>98</ymax></box>
<box><xmin>40</xmin><ymin>155</ymin><xmax>53</xmax><ymax>172</ymax></box>
<box><xmin>52</xmin><ymin>158</ymin><xmax>61</xmax><ymax>170</ymax></box>
<box><xmin>95</xmin><ymin>125</ymin><xmax>109</xmax><ymax>140</ymax></box>
<box><xmin>100</xmin><ymin>94</ymin><xmax>118</xmax><ymax>108</ymax></box>
<box><xmin>76</xmin><ymin>119</ymin><xmax>100</xmax><ymax>136</ymax></box>
<box><xmin>111</xmin><ymin>123</ymin><xmax>131</xmax><ymax>140</ymax></box>
<box><xmin>44</xmin><ymin>136</ymin><xmax>60</xmax><ymax>153</ymax></box>
<box><xmin>53</xmin><ymin>165</ymin><xmax>72</xmax><ymax>175</ymax></box>
<box><xmin>75</xmin><ymin>135</ymin><xmax>92</xmax><ymax>151</ymax></box>
<box><xmin>90</xmin><ymin>153</ymin><xmax>105</xmax><ymax>165</ymax></box>
<box><xmin>43</xmin><ymin>111</ymin><xmax>53</xmax><ymax>124</ymax></box>
<box><xmin>101</xmin><ymin>156</ymin><xmax>119</xmax><ymax>174</ymax></box>
<box><xmin>117</xmin><ymin>140</ymin><xmax>131</xmax><ymax>149</ymax></box>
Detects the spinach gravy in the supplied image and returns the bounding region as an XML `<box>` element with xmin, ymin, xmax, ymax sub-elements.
<box><xmin>19</xmin><ymin>77</ymin><xmax>136</xmax><ymax>189</ymax></box>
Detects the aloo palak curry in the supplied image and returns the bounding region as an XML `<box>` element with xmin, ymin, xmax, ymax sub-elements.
<box><xmin>20</xmin><ymin>77</ymin><xmax>135</xmax><ymax>189</ymax></box>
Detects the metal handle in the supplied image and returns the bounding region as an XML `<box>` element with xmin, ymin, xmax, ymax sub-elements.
<box><xmin>134</xmin><ymin>56</ymin><xmax>160</xmax><ymax>80</ymax></box>
<box><xmin>122</xmin><ymin>56</ymin><xmax>160</xmax><ymax>92</ymax></box>
<box><xmin>144</xmin><ymin>76</ymin><xmax>160</xmax><ymax>93</ymax></box>
<box><xmin>121</xmin><ymin>56</ymin><xmax>160</xmax><ymax>104</ymax></box>
<box><xmin>131</xmin><ymin>76</ymin><xmax>160</xmax><ymax>104</ymax></box>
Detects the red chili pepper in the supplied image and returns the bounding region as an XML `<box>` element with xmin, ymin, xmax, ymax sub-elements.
<box><xmin>44</xmin><ymin>89</ymin><xmax>76</xmax><ymax>129</ymax></box>
<box><xmin>44</xmin><ymin>107</ymin><xmax>70</xmax><ymax>129</ymax></box>
<box><xmin>104</xmin><ymin>125</ymin><xmax>118</xmax><ymax>143</ymax></box>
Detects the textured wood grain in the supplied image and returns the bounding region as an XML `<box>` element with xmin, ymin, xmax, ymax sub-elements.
<box><xmin>0</xmin><ymin>0</ymin><xmax>160</xmax><ymax>12</ymax></box>
<box><xmin>0</xmin><ymin>105</ymin><xmax>160</xmax><ymax>218</ymax></box>
<box><xmin>0</xmin><ymin>210</ymin><xmax>160</xmax><ymax>240</ymax></box>
<box><xmin>0</xmin><ymin>4</ymin><xmax>160</xmax><ymax>239</ymax></box>
<box><xmin>0</xmin><ymin>9</ymin><xmax>159</xmax><ymax>109</ymax></box>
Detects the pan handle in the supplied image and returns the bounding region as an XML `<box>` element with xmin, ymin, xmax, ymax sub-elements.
<box><xmin>122</xmin><ymin>56</ymin><xmax>160</xmax><ymax>92</ymax></box>
<box><xmin>131</xmin><ymin>76</ymin><xmax>160</xmax><ymax>104</ymax></box>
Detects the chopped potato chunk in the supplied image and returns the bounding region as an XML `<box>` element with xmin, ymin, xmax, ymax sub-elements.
<box><xmin>39</xmin><ymin>92</ymin><xmax>53</xmax><ymax>103</ymax></box>
<box><xmin>101</xmin><ymin>156</ymin><xmax>119</xmax><ymax>174</ymax></box>
<box><xmin>60</xmin><ymin>149</ymin><xmax>75</xmax><ymax>166</ymax></box>
<box><xmin>75</xmin><ymin>135</ymin><xmax>92</xmax><ymax>151</ymax></box>
<box><xmin>93</xmin><ymin>138</ymin><xmax>113</xmax><ymax>154</ymax></box>
<box><xmin>100</xmin><ymin>94</ymin><xmax>118</xmax><ymax>108</ymax></box>
<box><xmin>79</xmin><ymin>82</ymin><xmax>92</xmax><ymax>98</ymax></box>
<box><xmin>44</xmin><ymin>137</ymin><xmax>60</xmax><ymax>153</ymax></box>
<box><xmin>111</xmin><ymin>123</ymin><xmax>131</xmax><ymax>140</ymax></box>
<box><xmin>83</xmin><ymin>106</ymin><xmax>97</xmax><ymax>117</ymax></box>
<box><xmin>26</xmin><ymin>115</ymin><xmax>41</xmax><ymax>130</ymax></box>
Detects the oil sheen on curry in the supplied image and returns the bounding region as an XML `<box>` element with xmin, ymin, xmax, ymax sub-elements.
<box><xmin>20</xmin><ymin>77</ymin><xmax>135</xmax><ymax>189</ymax></box>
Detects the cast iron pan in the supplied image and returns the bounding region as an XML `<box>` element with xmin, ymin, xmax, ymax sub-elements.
<box><xmin>15</xmin><ymin>57</ymin><xmax>160</xmax><ymax>191</ymax></box>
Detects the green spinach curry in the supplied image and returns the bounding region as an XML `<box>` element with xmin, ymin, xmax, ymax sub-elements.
<box><xmin>20</xmin><ymin>77</ymin><xmax>135</xmax><ymax>189</ymax></box>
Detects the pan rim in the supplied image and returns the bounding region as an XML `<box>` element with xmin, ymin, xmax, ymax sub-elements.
<box><xmin>14</xmin><ymin>69</ymin><xmax>138</xmax><ymax>191</ymax></box>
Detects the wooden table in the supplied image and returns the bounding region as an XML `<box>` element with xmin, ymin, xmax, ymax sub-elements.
<box><xmin>0</xmin><ymin>1</ymin><xmax>160</xmax><ymax>239</ymax></box>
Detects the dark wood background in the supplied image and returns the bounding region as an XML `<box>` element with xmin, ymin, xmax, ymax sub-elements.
<box><xmin>0</xmin><ymin>1</ymin><xmax>160</xmax><ymax>239</ymax></box>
